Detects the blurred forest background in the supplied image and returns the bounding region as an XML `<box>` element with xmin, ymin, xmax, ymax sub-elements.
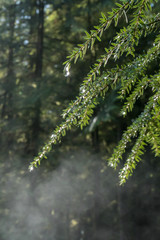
<box><xmin>0</xmin><ymin>0</ymin><xmax>160</xmax><ymax>240</ymax></box>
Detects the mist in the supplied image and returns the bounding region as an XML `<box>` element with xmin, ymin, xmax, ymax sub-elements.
<box><xmin>0</xmin><ymin>149</ymin><xmax>117</xmax><ymax>240</ymax></box>
<box><xmin>0</xmin><ymin>149</ymin><xmax>160</xmax><ymax>240</ymax></box>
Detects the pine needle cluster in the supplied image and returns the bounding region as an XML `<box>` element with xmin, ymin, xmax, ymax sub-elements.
<box><xmin>29</xmin><ymin>0</ymin><xmax>160</xmax><ymax>184</ymax></box>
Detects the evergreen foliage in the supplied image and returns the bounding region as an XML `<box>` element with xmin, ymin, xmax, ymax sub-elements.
<box><xmin>30</xmin><ymin>0</ymin><xmax>160</xmax><ymax>184</ymax></box>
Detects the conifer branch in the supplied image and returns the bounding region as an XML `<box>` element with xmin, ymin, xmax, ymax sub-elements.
<box><xmin>63</xmin><ymin>0</ymin><xmax>132</xmax><ymax>68</ymax></box>
<box><xmin>30</xmin><ymin>0</ymin><xmax>160</xmax><ymax>184</ymax></box>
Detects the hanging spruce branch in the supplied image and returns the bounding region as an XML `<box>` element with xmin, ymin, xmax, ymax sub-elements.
<box><xmin>29</xmin><ymin>0</ymin><xmax>160</xmax><ymax>184</ymax></box>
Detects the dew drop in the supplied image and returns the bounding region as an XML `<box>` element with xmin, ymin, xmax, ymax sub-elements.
<box><xmin>29</xmin><ymin>165</ymin><xmax>34</xmax><ymax>172</ymax></box>
<box><xmin>64</xmin><ymin>64</ymin><xmax>70</xmax><ymax>77</ymax></box>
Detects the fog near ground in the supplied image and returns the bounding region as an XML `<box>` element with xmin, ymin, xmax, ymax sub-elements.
<box><xmin>0</xmin><ymin>150</ymin><xmax>119</xmax><ymax>240</ymax></box>
<box><xmin>0</xmin><ymin>150</ymin><xmax>159</xmax><ymax>240</ymax></box>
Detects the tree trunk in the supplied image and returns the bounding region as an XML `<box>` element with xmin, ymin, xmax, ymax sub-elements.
<box><xmin>26</xmin><ymin>0</ymin><xmax>44</xmax><ymax>155</ymax></box>
<box><xmin>0</xmin><ymin>4</ymin><xmax>16</xmax><ymax>155</ymax></box>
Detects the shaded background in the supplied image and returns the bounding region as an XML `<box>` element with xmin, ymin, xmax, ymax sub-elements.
<box><xmin>0</xmin><ymin>0</ymin><xmax>160</xmax><ymax>239</ymax></box>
